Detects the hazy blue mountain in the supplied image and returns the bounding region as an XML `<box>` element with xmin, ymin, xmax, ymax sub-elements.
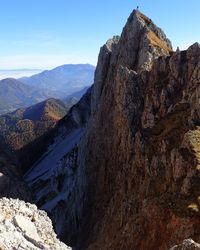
<box><xmin>0</xmin><ymin>78</ymin><xmax>54</xmax><ymax>114</ymax></box>
<box><xmin>63</xmin><ymin>86</ymin><xmax>90</xmax><ymax>105</ymax></box>
<box><xmin>20</xmin><ymin>64</ymin><xmax>95</xmax><ymax>97</ymax></box>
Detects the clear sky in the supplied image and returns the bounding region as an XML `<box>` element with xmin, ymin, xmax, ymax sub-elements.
<box><xmin>0</xmin><ymin>0</ymin><xmax>200</xmax><ymax>70</ymax></box>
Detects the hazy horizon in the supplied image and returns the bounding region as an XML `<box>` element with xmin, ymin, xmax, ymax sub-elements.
<box><xmin>0</xmin><ymin>69</ymin><xmax>43</xmax><ymax>80</ymax></box>
<box><xmin>0</xmin><ymin>63</ymin><xmax>96</xmax><ymax>80</ymax></box>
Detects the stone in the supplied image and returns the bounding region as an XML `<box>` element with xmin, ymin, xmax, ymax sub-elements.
<box><xmin>13</xmin><ymin>215</ymin><xmax>41</xmax><ymax>244</ymax></box>
<box><xmin>170</xmin><ymin>239</ymin><xmax>200</xmax><ymax>249</ymax></box>
<box><xmin>0</xmin><ymin>198</ymin><xmax>71</xmax><ymax>250</ymax></box>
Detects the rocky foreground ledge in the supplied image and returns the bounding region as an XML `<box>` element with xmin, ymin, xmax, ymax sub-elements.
<box><xmin>170</xmin><ymin>239</ymin><xmax>200</xmax><ymax>249</ymax></box>
<box><xmin>0</xmin><ymin>198</ymin><xmax>71</xmax><ymax>250</ymax></box>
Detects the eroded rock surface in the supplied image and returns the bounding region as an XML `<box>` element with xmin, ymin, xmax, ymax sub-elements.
<box><xmin>0</xmin><ymin>198</ymin><xmax>71</xmax><ymax>249</ymax></box>
<box><xmin>70</xmin><ymin>12</ymin><xmax>200</xmax><ymax>250</ymax></box>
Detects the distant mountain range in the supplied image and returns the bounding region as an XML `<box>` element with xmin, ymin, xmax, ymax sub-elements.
<box><xmin>0</xmin><ymin>78</ymin><xmax>53</xmax><ymax>115</ymax></box>
<box><xmin>0</xmin><ymin>64</ymin><xmax>95</xmax><ymax>115</ymax></box>
<box><xmin>0</xmin><ymin>69</ymin><xmax>42</xmax><ymax>80</ymax></box>
<box><xmin>20</xmin><ymin>64</ymin><xmax>95</xmax><ymax>96</ymax></box>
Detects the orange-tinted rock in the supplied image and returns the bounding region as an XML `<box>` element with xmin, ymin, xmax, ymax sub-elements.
<box><xmin>67</xmin><ymin>11</ymin><xmax>200</xmax><ymax>250</ymax></box>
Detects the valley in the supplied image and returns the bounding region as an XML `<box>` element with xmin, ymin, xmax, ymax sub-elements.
<box><xmin>0</xmin><ymin>64</ymin><xmax>94</xmax><ymax>115</ymax></box>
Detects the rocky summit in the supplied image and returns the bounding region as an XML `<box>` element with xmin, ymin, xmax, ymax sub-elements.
<box><xmin>2</xmin><ymin>9</ymin><xmax>200</xmax><ymax>250</ymax></box>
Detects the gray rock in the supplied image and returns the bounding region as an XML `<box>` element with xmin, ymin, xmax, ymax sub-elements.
<box><xmin>170</xmin><ymin>239</ymin><xmax>200</xmax><ymax>250</ymax></box>
<box><xmin>13</xmin><ymin>215</ymin><xmax>42</xmax><ymax>246</ymax></box>
<box><xmin>0</xmin><ymin>198</ymin><xmax>71</xmax><ymax>250</ymax></box>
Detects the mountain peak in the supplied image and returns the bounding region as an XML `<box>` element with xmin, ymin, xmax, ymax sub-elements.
<box><xmin>117</xmin><ymin>9</ymin><xmax>173</xmax><ymax>71</ymax></box>
<box><xmin>135</xmin><ymin>10</ymin><xmax>172</xmax><ymax>51</ymax></box>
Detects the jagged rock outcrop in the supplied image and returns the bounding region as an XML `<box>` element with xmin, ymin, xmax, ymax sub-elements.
<box><xmin>0</xmin><ymin>198</ymin><xmax>71</xmax><ymax>249</ymax></box>
<box><xmin>25</xmin><ymin>10</ymin><xmax>200</xmax><ymax>250</ymax></box>
<box><xmin>170</xmin><ymin>239</ymin><xmax>200</xmax><ymax>249</ymax></box>
<box><xmin>68</xmin><ymin>12</ymin><xmax>200</xmax><ymax>249</ymax></box>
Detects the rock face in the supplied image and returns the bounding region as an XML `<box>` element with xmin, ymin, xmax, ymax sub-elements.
<box><xmin>170</xmin><ymin>239</ymin><xmax>200</xmax><ymax>250</ymax></box>
<box><xmin>25</xmin><ymin>10</ymin><xmax>200</xmax><ymax>250</ymax></box>
<box><xmin>0</xmin><ymin>146</ymin><xmax>31</xmax><ymax>201</ymax></box>
<box><xmin>0</xmin><ymin>198</ymin><xmax>71</xmax><ymax>249</ymax></box>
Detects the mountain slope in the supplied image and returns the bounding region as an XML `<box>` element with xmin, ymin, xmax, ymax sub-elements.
<box><xmin>20</xmin><ymin>64</ymin><xmax>95</xmax><ymax>97</ymax></box>
<box><xmin>0</xmin><ymin>98</ymin><xmax>69</xmax><ymax>153</ymax></box>
<box><xmin>25</xmin><ymin>86</ymin><xmax>92</xmax><ymax>213</ymax></box>
<box><xmin>0</xmin><ymin>78</ymin><xmax>55</xmax><ymax>114</ymax></box>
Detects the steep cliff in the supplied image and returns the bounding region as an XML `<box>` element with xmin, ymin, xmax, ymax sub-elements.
<box><xmin>80</xmin><ymin>40</ymin><xmax>200</xmax><ymax>249</ymax></box>
<box><xmin>26</xmin><ymin>10</ymin><xmax>200</xmax><ymax>250</ymax></box>
<box><xmin>76</xmin><ymin>14</ymin><xmax>200</xmax><ymax>248</ymax></box>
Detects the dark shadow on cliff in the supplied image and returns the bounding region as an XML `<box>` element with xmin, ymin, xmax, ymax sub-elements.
<box><xmin>0</xmin><ymin>145</ymin><xmax>32</xmax><ymax>202</ymax></box>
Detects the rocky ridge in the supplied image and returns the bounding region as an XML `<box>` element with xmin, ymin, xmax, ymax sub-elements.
<box><xmin>0</xmin><ymin>198</ymin><xmax>71</xmax><ymax>249</ymax></box>
<box><xmin>0</xmin><ymin>78</ymin><xmax>54</xmax><ymax>115</ymax></box>
<box><xmin>25</xmin><ymin>9</ymin><xmax>200</xmax><ymax>250</ymax></box>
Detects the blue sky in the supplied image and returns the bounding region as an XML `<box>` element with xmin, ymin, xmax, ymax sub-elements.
<box><xmin>0</xmin><ymin>0</ymin><xmax>200</xmax><ymax>70</ymax></box>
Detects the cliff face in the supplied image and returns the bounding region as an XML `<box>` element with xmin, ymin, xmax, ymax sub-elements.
<box><xmin>26</xmin><ymin>10</ymin><xmax>200</xmax><ymax>250</ymax></box>
<box><xmin>81</xmin><ymin>40</ymin><xmax>200</xmax><ymax>249</ymax></box>
<box><xmin>72</xmin><ymin>11</ymin><xmax>200</xmax><ymax>249</ymax></box>
<box><xmin>0</xmin><ymin>146</ymin><xmax>31</xmax><ymax>201</ymax></box>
